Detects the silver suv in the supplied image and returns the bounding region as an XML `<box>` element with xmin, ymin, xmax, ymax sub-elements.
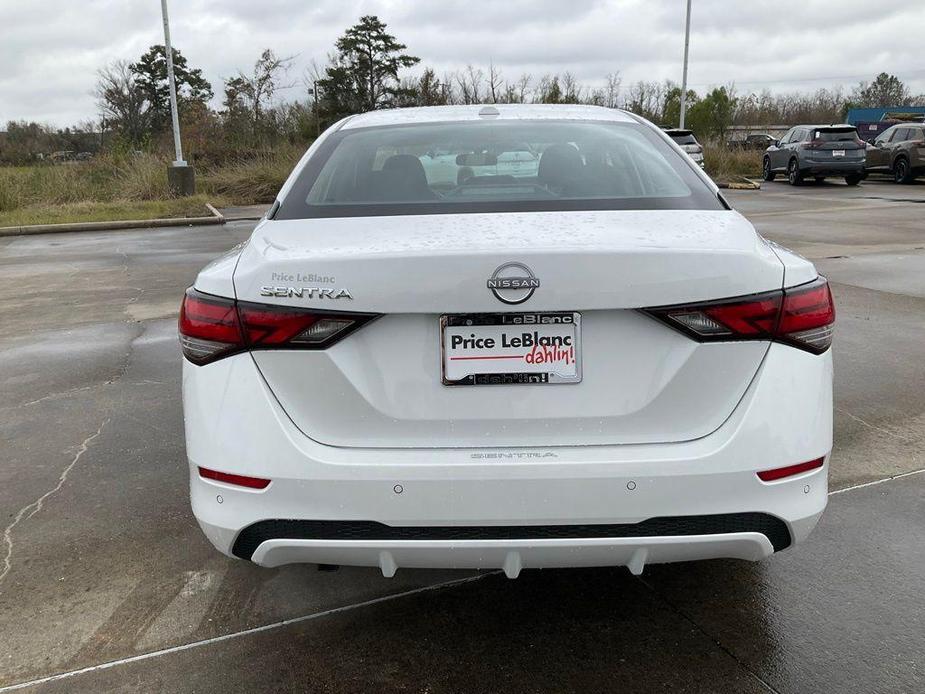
<box><xmin>865</xmin><ymin>123</ymin><xmax>925</xmax><ymax>183</ymax></box>
<box><xmin>763</xmin><ymin>125</ymin><xmax>866</xmax><ymax>186</ymax></box>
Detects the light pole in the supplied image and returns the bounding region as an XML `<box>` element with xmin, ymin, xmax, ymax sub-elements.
<box><xmin>160</xmin><ymin>0</ymin><xmax>195</xmax><ymax>194</ymax></box>
<box><xmin>679</xmin><ymin>0</ymin><xmax>692</xmax><ymax>129</ymax></box>
<box><xmin>309</xmin><ymin>81</ymin><xmax>322</xmax><ymax>137</ymax></box>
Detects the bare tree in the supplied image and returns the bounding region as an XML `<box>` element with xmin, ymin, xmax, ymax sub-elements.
<box><xmin>561</xmin><ymin>72</ymin><xmax>582</xmax><ymax>103</ymax></box>
<box><xmin>515</xmin><ymin>73</ymin><xmax>532</xmax><ymax>103</ymax></box>
<box><xmin>224</xmin><ymin>49</ymin><xmax>295</xmax><ymax>129</ymax></box>
<box><xmin>488</xmin><ymin>62</ymin><xmax>502</xmax><ymax>103</ymax></box>
<box><xmin>623</xmin><ymin>80</ymin><xmax>665</xmax><ymax>121</ymax></box>
<box><xmin>455</xmin><ymin>65</ymin><xmax>485</xmax><ymax>104</ymax></box>
<box><xmin>95</xmin><ymin>60</ymin><xmax>151</xmax><ymax>147</ymax></box>
<box><xmin>603</xmin><ymin>72</ymin><xmax>621</xmax><ymax>109</ymax></box>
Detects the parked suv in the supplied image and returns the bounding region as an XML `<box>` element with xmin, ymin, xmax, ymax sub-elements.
<box><xmin>865</xmin><ymin>123</ymin><xmax>925</xmax><ymax>183</ymax></box>
<box><xmin>729</xmin><ymin>133</ymin><xmax>776</xmax><ymax>150</ymax></box>
<box><xmin>664</xmin><ymin>128</ymin><xmax>705</xmax><ymax>168</ymax></box>
<box><xmin>763</xmin><ymin>125</ymin><xmax>865</xmax><ymax>186</ymax></box>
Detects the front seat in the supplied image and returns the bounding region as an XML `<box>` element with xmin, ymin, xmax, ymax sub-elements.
<box><xmin>538</xmin><ymin>144</ymin><xmax>585</xmax><ymax>195</ymax></box>
<box><xmin>378</xmin><ymin>154</ymin><xmax>436</xmax><ymax>201</ymax></box>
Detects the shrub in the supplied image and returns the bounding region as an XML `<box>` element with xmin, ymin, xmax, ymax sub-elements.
<box><xmin>703</xmin><ymin>145</ymin><xmax>763</xmax><ymax>181</ymax></box>
<box><xmin>198</xmin><ymin>145</ymin><xmax>304</xmax><ymax>204</ymax></box>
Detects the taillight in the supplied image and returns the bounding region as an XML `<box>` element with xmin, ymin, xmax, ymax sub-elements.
<box><xmin>777</xmin><ymin>279</ymin><xmax>835</xmax><ymax>353</ymax></box>
<box><xmin>178</xmin><ymin>290</ymin><xmax>244</xmax><ymax>365</ymax></box>
<box><xmin>178</xmin><ymin>288</ymin><xmax>378</xmax><ymax>365</ymax></box>
<box><xmin>801</xmin><ymin>139</ymin><xmax>822</xmax><ymax>150</ymax></box>
<box><xmin>645</xmin><ymin>277</ymin><xmax>835</xmax><ymax>354</ymax></box>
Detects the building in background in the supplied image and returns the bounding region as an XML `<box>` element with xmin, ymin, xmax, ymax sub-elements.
<box><xmin>847</xmin><ymin>106</ymin><xmax>925</xmax><ymax>142</ymax></box>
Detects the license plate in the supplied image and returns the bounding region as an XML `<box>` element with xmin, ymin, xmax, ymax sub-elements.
<box><xmin>833</xmin><ymin>149</ymin><xmax>845</xmax><ymax>157</ymax></box>
<box><xmin>441</xmin><ymin>312</ymin><xmax>581</xmax><ymax>386</ymax></box>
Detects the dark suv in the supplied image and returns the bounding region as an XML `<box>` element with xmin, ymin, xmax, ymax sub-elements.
<box><xmin>763</xmin><ymin>125</ymin><xmax>866</xmax><ymax>186</ymax></box>
<box><xmin>729</xmin><ymin>133</ymin><xmax>776</xmax><ymax>150</ymax></box>
<box><xmin>865</xmin><ymin>123</ymin><xmax>925</xmax><ymax>183</ymax></box>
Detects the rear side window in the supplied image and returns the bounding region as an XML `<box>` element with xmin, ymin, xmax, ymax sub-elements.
<box><xmin>276</xmin><ymin>120</ymin><xmax>723</xmax><ymax>219</ymax></box>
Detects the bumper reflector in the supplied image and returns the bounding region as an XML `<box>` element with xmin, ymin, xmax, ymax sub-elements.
<box><xmin>198</xmin><ymin>466</ymin><xmax>270</xmax><ymax>489</ymax></box>
<box><xmin>757</xmin><ymin>457</ymin><xmax>825</xmax><ymax>482</ymax></box>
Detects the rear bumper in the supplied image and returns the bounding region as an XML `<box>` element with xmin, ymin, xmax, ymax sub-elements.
<box><xmin>213</xmin><ymin>513</ymin><xmax>804</xmax><ymax>577</ymax></box>
<box><xmin>800</xmin><ymin>160</ymin><xmax>865</xmax><ymax>175</ymax></box>
<box><xmin>184</xmin><ymin>343</ymin><xmax>832</xmax><ymax>575</ymax></box>
<box><xmin>231</xmin><ymin>530</ymin><xmax>792</xmax><ymax>579</ymax></box>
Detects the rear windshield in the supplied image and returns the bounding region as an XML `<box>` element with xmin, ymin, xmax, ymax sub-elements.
<box><xmin>275</xmin><ymin>120</ymin><xmax>723</xmax><ymax>219</ymax></box>
<box><xmin>668</xmin><ymin>132</ymin><xmax>697</xmax><ymax>145</ymax></box>
<box><xmin>813</xmin><ymin>128</ymin><xmax>857</xmax><ymax>142</ymax></box>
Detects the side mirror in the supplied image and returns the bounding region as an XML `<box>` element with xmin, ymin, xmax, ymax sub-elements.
<box><xmin>774</xmin><ymin>140</ymin><xmax>781</xmax><ymax>148</ymax></box>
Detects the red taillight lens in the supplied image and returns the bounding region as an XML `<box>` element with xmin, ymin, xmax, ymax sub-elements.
<box><xmin>777</xmin><ymin>279</ymin><xmax>836</xmax><ymax>353</ymax></box>
<box><xmin>757</xmin><ymin>457</ymin><xmax>825</xmax><ymax>482</ymax></box>
<box><xmin>704</xmin><ymin>293</ymin><xmax>782</xmax><ymax>336</ymax></box>
<box><xmin>645</xmin><ymin>277</ymin><xmax>835</xmax><ymax>354</ymax></box>
<box><xmin>179</xmin><ymin>288</ymin><xmax>377</xmax><ymax>365</ymax></box>
<box><xmin>178</xmin><ymin>289</ymin><xmax>244</xmax><ymax>365</ymax></box>
<box><xmin>237</xmin><ymin>304</ymin><xmax>323</xmax><ymax>346</ymax></box>
<box><xmin>198</xmin><ymin>466</ymin><xmax>270</xmax><ymax>489</ymax></box>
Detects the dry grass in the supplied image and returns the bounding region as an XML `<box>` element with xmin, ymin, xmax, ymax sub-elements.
<box><xmin>703</xmin><ymin>145</ymin><xmax>764</xmax><ymax>181</ymax></box>
<box><xmin>0</xmin><ymin>154</ymin><xmax>172</xmax><ymax>212</ymax></box>
<box><xmin>198</xmin><ymin>145</ymin><xmax>303</xmax><ymax>204</ymax></box>
<box><xmin>0</xmin><ymin>145</ymin><xmax>306</xmax><ymax>225</ymax></box>
<box><xmin>0</xmin><ymin>196</ymin><xmax>215</xmax><ymax>227</ymax></box>
<box><xmin>0</xmin><ymin>155</ymin><xmax>219</xmax><ymax>226</ymax></box>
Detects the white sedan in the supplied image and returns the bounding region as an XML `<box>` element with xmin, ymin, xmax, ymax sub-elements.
<box><xmin>180</xmin><ymin>104</ymin><xmax>833</xmax><ymax>578</ymax></box>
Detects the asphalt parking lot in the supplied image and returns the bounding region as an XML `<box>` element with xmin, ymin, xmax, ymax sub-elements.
<box><xmin>1</xmin><ymin>178</ymin><xmax>923</xmax><ymax>693</ymax></box>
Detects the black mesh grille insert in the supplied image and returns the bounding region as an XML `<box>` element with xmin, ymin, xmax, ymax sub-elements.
<box><xmin>231</xmin><ymin>513</ymin><xmax>791</xmax><ymax>560</ymax></box>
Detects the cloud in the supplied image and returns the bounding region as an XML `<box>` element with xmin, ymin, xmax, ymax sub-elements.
<box><xmin>1</xmin><ymin>0</ymin><xmax>923</xmax><ymax>126</ymax></box>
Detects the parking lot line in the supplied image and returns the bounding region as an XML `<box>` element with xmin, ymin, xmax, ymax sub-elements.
<box><xmin>747</xmin><ymin>203</ymin><xmax>908</xmax><ymax>218</ymax></box>
<box><xmin>0</xmin><ymin>572</ymin><xmax>496</xmax><ymax>693</ymax></box>
<box><xmin>828</xmin><ymin>466</ymin><xmax>925</xmax><ymax>496</ymax></box>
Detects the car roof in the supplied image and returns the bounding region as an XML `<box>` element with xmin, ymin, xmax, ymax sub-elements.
<box><xmin>795</xmin><ymin>124</ymin><xmax>855</xmax><ymax>129</ymax></box>
<box><xmin>339</xmin><ymin>104</ymin><xmax>638</xmax><ymax>130</ymax></box>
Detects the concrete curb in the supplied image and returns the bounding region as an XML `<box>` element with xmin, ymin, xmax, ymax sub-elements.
<box><xmin>0</xmin><ymin>203</ymin><xmax>225</xmax><ymax>237</ymax></box>
<box><xmin>716</xmin><ymin>177</ymin><xmax>762</xmax><ymax>190</ymax></box>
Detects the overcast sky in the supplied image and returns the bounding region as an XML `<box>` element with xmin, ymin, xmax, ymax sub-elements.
<box><xmin>2</xmin><ymin>0</ymin><xmax>924</xmax><ymax>127</ymax></box>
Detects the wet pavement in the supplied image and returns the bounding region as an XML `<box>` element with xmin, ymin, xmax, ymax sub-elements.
<box><xmin>0</xmin><ymin>180</ymin><xmax>923</xmax><ymax>693</ymax></box>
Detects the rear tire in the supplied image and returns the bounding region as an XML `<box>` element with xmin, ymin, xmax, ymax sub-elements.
<box><xmin>762</xmin><ymin>157</ymin><xmax>775</xmax><ymax>181</ymax></box>
<box><xmin>788</xmin><ymin>159</ymin><xmax>803</xmax><ymax>186</ymax></box>
<box><xmin>844</xmin><ymin>174</ymin><xmax>862</xmax><ymax>186</ymax></box>
<box><xmin>894</xmin><ymin>156</ymin><xmax>914</xmax><ymax>184</ymax></box>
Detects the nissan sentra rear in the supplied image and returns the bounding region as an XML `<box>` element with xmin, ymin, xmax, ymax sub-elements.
<box><xmin>181</xmin><ymin>104</ymin><xmax>833</xmax><ymax>578</ymax></box>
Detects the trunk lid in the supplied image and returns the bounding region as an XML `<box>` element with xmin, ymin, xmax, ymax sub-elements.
<box><xmin>232</xmin><ymin>209</ymin><xmax>784</xmax><ymax>448</ymax></box>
